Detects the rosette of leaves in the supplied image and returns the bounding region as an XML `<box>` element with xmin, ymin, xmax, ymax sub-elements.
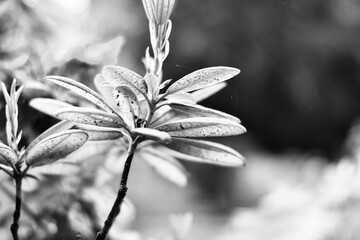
<box><xmin>31</xmin><ymin>65</ymin><xmax>246</xmax><ymax>169</ymax></box>
<box><xmin>0</xmin><ymin>79</ymin><xmax>89</xmax><ymax>240</ymax></box>
<box><xmin>30</xmin><ymin>65</ymin><xmax>245</xmax><ymax>239</ymax></box>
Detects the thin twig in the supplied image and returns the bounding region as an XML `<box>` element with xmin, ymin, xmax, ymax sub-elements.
<box><xmin>95</xmin><ymin>137</ymin><xmax>140</xmax><ymax>240</ymax></box>
<box><xmin>10</xmin><ymin>176</ymin><xmax>22</xmax><ymax>240</ymax></box>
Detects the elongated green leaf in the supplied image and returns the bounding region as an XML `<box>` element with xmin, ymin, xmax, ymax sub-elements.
<box><xmin>165</xmin><ymin>67</ymin><xmax>240</xmax><ymax>96</ymax></box>
<box><xmin>191</xmin><ymin>82</ymin><xmax>226</xmax><ymax>103</ymax></box>
<box><xmin>155</xmin><ymin>117</ymin><xmax>246</xmax><ymax>137</ymax></box>
<box><xmin>169</xmin><ymin>103</ymin><xmax>240</xmax><ymax>123</ymax></box>
<box><xmin>75</xmin><ymin>124</ymin><xmax>123</xmax><ymax>141</ymax></box>
<box><xmin>131</xmin><ymin>128</ymin><xmax>171</xmax><ymax>143</ymax></box>
<box><xmin>25</xmin><ymin>130</ymin><xmax>88</xmax><ymax>167</ymax></box>
<box><xmin>45</xmin><ymin>76</ymin><xmax>115</xmax><ymax>113</ymax></box>
<box><xmin>56</xmin><ymin>107</ymin><xmax>126</xmax><ymax>128</ymax></box>
<box><xmin>164</xmin><ymin>138</ymin><xmax>245</xmax><ymax>167</ymax></box>
<box><xmin>27</xmin><ymin>120</ymin><xmax>75</xmax><ymax>152</ymax></box>
<box><xmin>138</xmin><ymin>148</ymin><xmax>187</xmax><ymax>187</ymax></box>
<box><xmin>113</xmin><ymin>86</ymin><xmax>140</xmax><ymax>127</ymax></box>
<box><xmin>0</xmin><ymin>143</ymin><xmax>17</xmax><ymax>166</ymax></box>
<box><xmin>29</xmin><ymin>98</ymin><xmax>74</xmax><ymax>117</ymax></box>
<box><xmin>102</xmin><ymin>66</ymin><xmax>148</xmax><ymax>96</ymax></box>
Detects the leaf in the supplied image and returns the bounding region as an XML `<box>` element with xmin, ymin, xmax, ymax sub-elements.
<box><xmin>29</xmin><ymin>98</ymin><xmax>74</xmax><ymax>117</ymax></box>
<box><xmin>163</xmin><ymin>138</ymin><xmax>245</xmax><ymax>167</ymax></box>
<box><xmin>191</xmin><ymin>82</ymin><xmax>227</xmax><ymax>103</ymax></box>
<box><xmin>75</xmin><ymin>124</ymin><xmax>123</xmax><ymax>141</ymax></box>
<box><xmin>131</xmin><ymin>128</ymin><xmax>171</xmax><ymax>143</ymax></box>
<box><xmin>169</xmin><ymin>103</ymin><xmax>240</xmax><ymax>123</ymax></box>
<box><xmin>30</xmin><ymin>161</ymin><xmax>80</xmax><ymax>175</ymax></box>
<box><xmin>55</xmin><ymin>107</ymin><xmax>127</xmax><ymax>128</ymax></box>
<box><xmin>25</xmin><ymin>130</ymin><xmax>89</xmax><ymax>167</ymax></box>
<box><xmin>102</xmin><ymin>66</ymin><xmax>148</xmax><ymax>97</ymax></box>
<box><xmin>144</xmin><ymin>73</ymin><xmax>160</xmax><ymax>99</ymax></box>
<box><xmin>139</xmin><ymin>148</ymin><xmax>187</xmax><ymax>187</ymax></box>
<box><xmin>27</xmin><ymin>120</ymin><xmax>75</xmax><ymax>152</ymax></box>
<box><xmin>45</xmin><ymin>76</ymin><xmax>115</xmax><ymax>113</ymax></box>
<box><xmin>165</xmin><ymin>67</ymin><xmax>240</xmax><ymax>96</ymax></box>
<box><xmin>113</xmin><ymin>86</ymin><xmax>140</xmax><ymax>126</ymax></box>
<box><xmin>94</xmin><ymin>74</ymin><xmax>116</xmax><ymax>107</ymax></box>
<box><xmin>165</xmin><ymin>93</ymin><xmax>196</xmax><ymax>104</ymax></box>
<box><xmin>155</xmin><ymin>117</ymin><xmax>246</xmax><ymax>137</ymax></box>
<box><xmin>0</xmin><ymin>143</ymin><xmax>17</xmax><ymax>166</ymax></box>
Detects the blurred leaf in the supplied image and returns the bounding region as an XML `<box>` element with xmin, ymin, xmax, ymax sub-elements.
<box><xmin>29</xmin><ymin>98</ymin><xmax>74</xmax><ymax>117</ymax></box>
<box><xmin>25</xmin><ymin>130</ymin><xmax>88</xmax><ymax>167</ymax></box>
<box><xmin>29</xmin><ymin>161</ymin><xmax>80</xmax><ymax>176</ymax></box>
<box><xmin>165</xmin><ymin>67</ymin><xmax>240</xmax><ymax>96</ymax></box>
<box><xmin>56</xmin><ymin>107</ymin><xmax>126</xmax><ymax>128</ymax></box>
<box><xmin>164</xmin><ymin>92</ymin><xmax>196</xmax><ymax>104</ymax></box>
<box><xmin>191</xmin><ymin>82</ymin><xmax>226</xmax><ymax>103</ymax></box>
<box><xmin>169</xmin><ymin>102</ymin><xmax>240</xmax><ymax>123</ymax></box>
<box><xmin>45</xmin><ymin>76</ymin><xmax>115</xmax><ymax>113</ymax></box>
<box><xmin>0</xmin><ymin>142</ymin><xmax>16</xmax><ymax>166</ymax></box>
<box><xmin>131</xmin><ymin>128</ymin><xmax>171</xmax><ymax>143</ymax></box>
<box><xmin>156</xmin><ymin>117</ymin><xmax>246</xmax><ymax>137</ymax></box>
<box><xmin>113</xmin><ymin>86</ymin><xmax>140</xmax><ymax>126</ymax></box>
<box><xmin>169</xmin><ymin>212</ymin><xmax>193</xmax><ymax>240</ymax></box>
<box><xmin>139</xmin><ymin>148</ymin><xmax>187</xmax><ymax>187</ymax></box>
<box><xmin>102</xmin><ymin>66</ymin><xmax>148</xmax><ymax>98</ymax></box>
<box><xmin>27</xmin><ymin>120</ymin><xmax>75</xmax><ymax>152</ymax></box>
<box><xmin>163</xmin><ymin>138</ymin><xmax>245</xmax><ymax>166</ymax></box>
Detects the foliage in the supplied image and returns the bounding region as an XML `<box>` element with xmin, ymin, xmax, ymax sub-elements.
<box><xmin>0</xmin><ymin>0</ymin><xmax>246</xmax><ymax>239</ymax></box>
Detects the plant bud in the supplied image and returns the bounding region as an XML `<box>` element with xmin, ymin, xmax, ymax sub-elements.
<box><xmin>142</xmin><ymin>0</ymin><xmax>176</xmax><ymax>25</ymax></box>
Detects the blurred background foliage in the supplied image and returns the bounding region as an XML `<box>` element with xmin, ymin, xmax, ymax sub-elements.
<box><xmin>1</xmin><ymin>0</ymin><xmax>360</xmax><ymax>239</ymax></box>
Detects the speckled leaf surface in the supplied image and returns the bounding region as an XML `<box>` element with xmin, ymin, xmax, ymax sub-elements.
<box><xmin>155</xmin><ymin>117</ymin><xmax>246</xmax><ymax>137</ymax></box>
<box><xmin>56</xmin><ymin>107</ymin><xmax>126</xmax><ymax>128</ymax></box>
<box><xmin>164</xmin><ymin>138</ymin><xmax>245</xmax><ymax>167</ymax></box>
<box><xmin>113</xmin><ymin>86</ymin><xmax>140</xmax><ymax>126</ymax></box>
<box><xmin>165</xmin><ymin>67</ymin><xmax>240</xmax><ymax>95</ymax></box>
<box><xmin>131</xmin><ymin>128</ymin><xmax>171</xmax><ymax>143</ymax></box>
<box><xmin>169</xmin><ymin>103</ymin><xmax>240</xmax><ymax>123</ymax></box>
<box><xmin>0</xmin><ymin>143</ymin><xmax>17</xmax><ymax>166</ymax></box>
<box><xmin>102</xmin><ymin>66</ymin><xmax>147</xmax><ymax>97</ymax></box>
<box><xmin>27</xmin><ymin>121</ymin><xmax>75</xmax><ymax>152</ymax></box>
<box><xmin>25</xmin><ymin>130</ymin><xmax>88</xmax><ymax>167</ymax></box>
<box><xmin>45</xmin><ymin>76</ymin><xmax>114</xmax><ymax>112</ymax></box>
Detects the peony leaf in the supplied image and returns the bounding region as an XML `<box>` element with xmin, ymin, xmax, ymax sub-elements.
<box><xmin>139</xmin><ymin>148</ymin><xmax>187</xmax><ymax>187</ymax></box>
<box><xmin>0</xmin><ymin>143</ymin><xmax>17</xmax><ymax>166</ymax></box>
<box><xmin>113</xmin><ymin>86</ymin><xmax>140</xmax><ymax>127</ymax></box>
<box><xmin>56</xmin><ymin>107</ymin><xmax>126</xmax><ymax>128</ymax></box>
<box><xmin>25</xmin><ymin>130</ymin><xmax>88</xmax><ymax>167</ymax></box>
<box><xmin>165</xmin><ymin>67</ymin><xmax>240</xmax><ymax>96</ymax></box>
<box><xmin>155</xmin><ymin>117</ymin><xmax>246</xmax><ymax>137</ymax></box>
<box><xmin>29</xmin><ymin>98</ymin><xmax>74</xmax><ymax>117</ymax></box>
<box><xmin>131</xmin><ymin>128</ymin><xmax>171</xmax><ymax>143</ymax></box>
<box><xmin>102</xmin><ymin>66</ymin><xmax>148</xmax><ymax>97</ymax></box>
<box><xmin>27</xmin><ymin>120</ymin><xmax>75</xmax><ymax>152</ymax></box>
<box><xmin>75</xmin><ymin>124</ymin><xmax>123</xmax><ymax>141</ymax></box>
<box><xmin>164</xmin><ymin>138</ymin><xmax>245</xmax><ymax>167</ymax></box>
<box><xmin>169</xmin><ymin>103</ymin><xmax>240</xmax><ymax>123</ymax></box>
<box><xmin>45</xmin><ymin>76</ymin><xmax>115</xmax><ymax>113</ymax></box>
<box><xmin>191</xmin><ymin>82</ymin><xmax>227</xmax><ymax>103</ymax></box>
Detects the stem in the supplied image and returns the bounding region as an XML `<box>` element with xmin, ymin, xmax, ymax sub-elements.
<box><xmin>95</xmin><ymin>137</ymin><xmax>140</xmax><ymax>240</ymax></box>
<box><xmin>11</xmin><ymin>176</ymin><xmax>22</xmax><ymax>240</ymax></box>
